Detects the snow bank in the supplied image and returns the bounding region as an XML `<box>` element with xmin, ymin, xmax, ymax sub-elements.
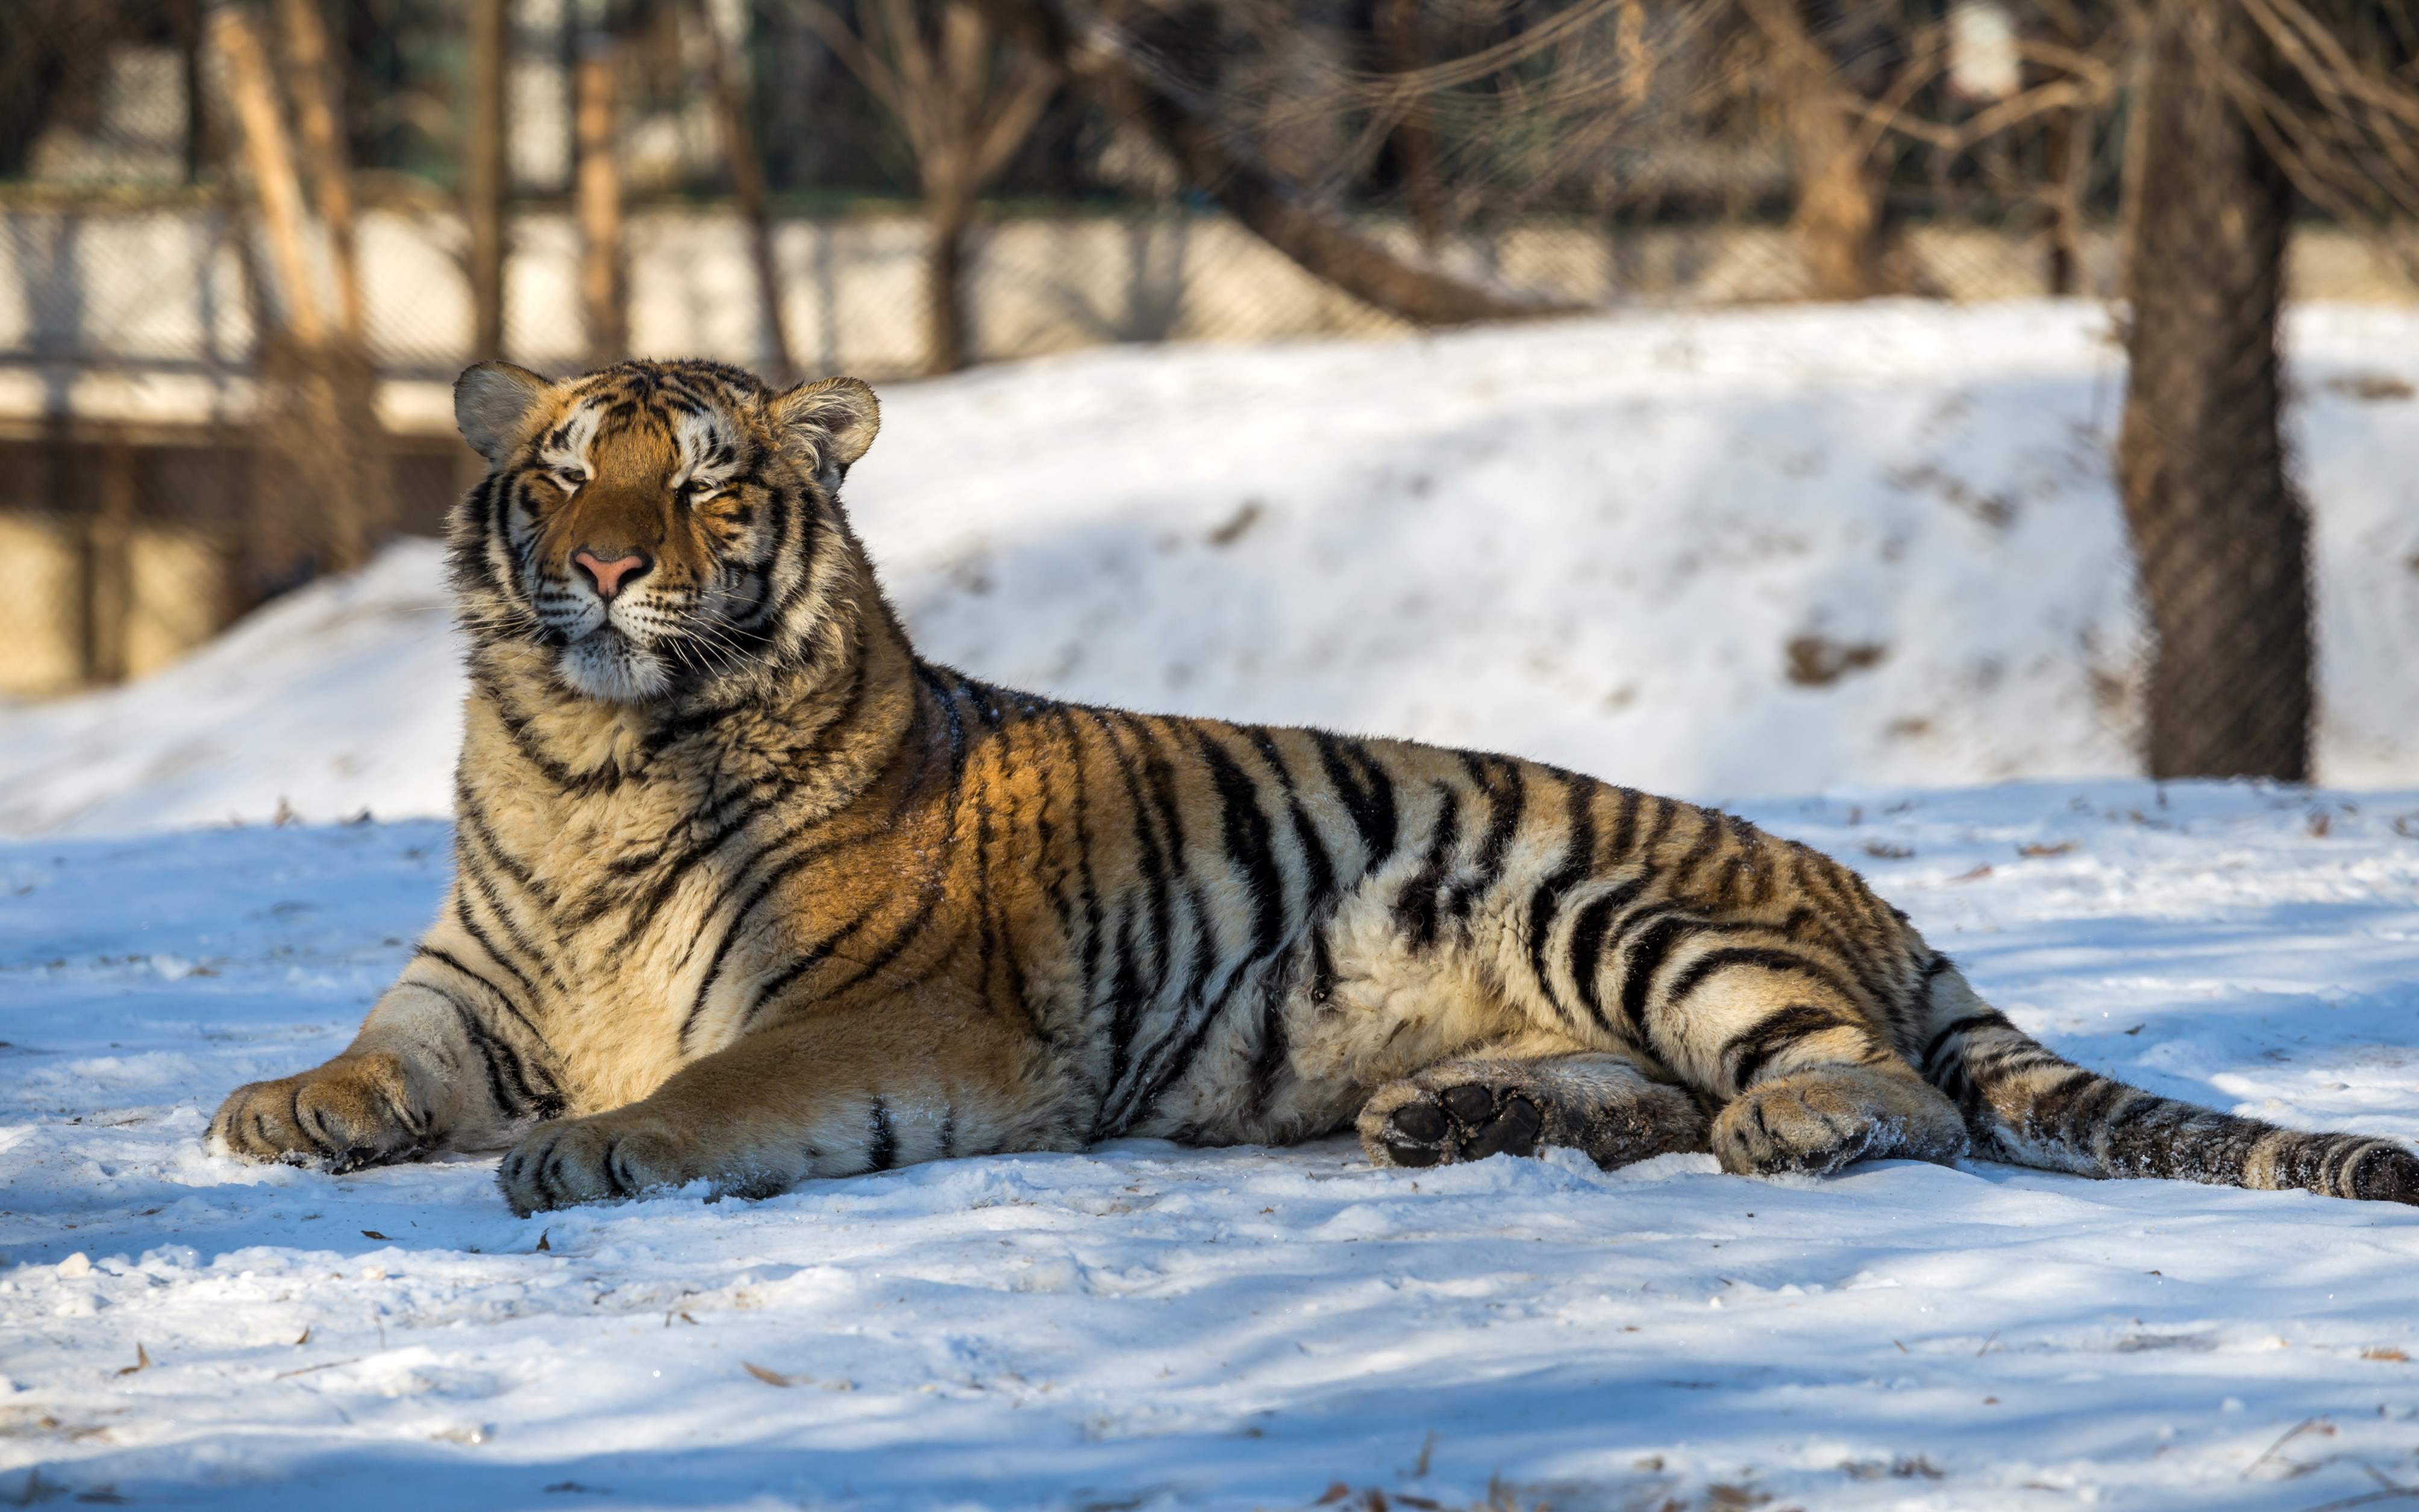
<box><xmin>6</xmin><ymin>300</ymin><xmax>2419</xmax><ymax>837</ymax></box>
<box><xmin>4</xmin><ymin>782</ymin><xmax>2417</xmax><ymax>1510</ymax></box>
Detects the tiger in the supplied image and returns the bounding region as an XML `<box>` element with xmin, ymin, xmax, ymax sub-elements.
<box><xmin>207</xmin><ymin>357</ymin><xmax>2419</xmax><ymax>1218</ymax></box>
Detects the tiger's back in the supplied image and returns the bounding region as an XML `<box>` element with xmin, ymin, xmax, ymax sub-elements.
<box><xmin>207</xmin><ymin>358</ymin><xmax>2419</xmax><ymax>1216</ymax></box>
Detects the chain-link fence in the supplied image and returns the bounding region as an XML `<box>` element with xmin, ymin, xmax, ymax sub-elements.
<box><xmin>7</xmin><ymin>0</ymin><xmax>2419</xmax><ymax>707</ymax></box>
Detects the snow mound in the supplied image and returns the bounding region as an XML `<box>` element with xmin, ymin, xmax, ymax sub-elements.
<box><xmin>5</xmin><ymin>299</ymin><xmax>2419</xmax><ymax>836</ymax></box>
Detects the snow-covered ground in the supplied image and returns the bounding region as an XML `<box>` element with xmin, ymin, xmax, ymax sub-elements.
<box><xmin>6</xmin><ymin>300</ymin><xmax>2419</xmax><ymax>836</ymax></box>
<box><xmin>5</xmin><ymin>783</ymin><xmax>2418</xmax><ymax>1510</ymax></box>
<box><xmin>5</xmin><ymin>303</ymin><xmax>2418</xmax><ymax>1509</ymax></box>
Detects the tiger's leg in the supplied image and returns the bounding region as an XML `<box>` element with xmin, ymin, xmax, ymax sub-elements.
<box><xmin>209</xmin><ymin>967</ymin><xmax>559</xmax><ymax>1170</ymax></box>
<box><xmin>495</xmin><ymin>1007</ymin><xmax>1081</xmax><ymax>1216</ymax></box>
<box><xmin>1920</xmin><ymin>966</ymin><xmax>2419</xmax><ymax>1204</ymax></box>
<box><xmin>1662</xmin><ymin>969</ymin><xmax>1969</xmax><ymax>1177</ymax></box>
<box><xmin>1358</xmin><ymin>1034</ymin><xmax>1712</xmax><ymax>1171</ymax></box>
<box><xmin>1711</xmin><ymin>1060</ymin><xmax>1968</xmax><ymax>1176</ymax></box>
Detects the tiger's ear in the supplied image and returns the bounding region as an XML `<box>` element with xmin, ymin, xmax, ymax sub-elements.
<box><xmin>767</xmin><ymin>376</ymin><xmax>880</xmax><ymax>483</ymax></box>
<box><xmin>454</xmin><ymin>361</ymin><xmax>555</xmax><ymax>465</ymax></box>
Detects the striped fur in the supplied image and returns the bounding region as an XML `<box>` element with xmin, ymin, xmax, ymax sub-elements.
<box><xmin>207</xmin><ymin>359</ymin><xmax>2419</xmax><ymax>1216</ymax></box>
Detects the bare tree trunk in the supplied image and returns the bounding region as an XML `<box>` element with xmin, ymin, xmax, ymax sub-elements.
<box><xmin>174</xmin><ymin>0</ymin><xmax>207</xmax><ymax>184</ymax></box>
<box><xmin>1377</xmin><ymin>0</ymin><xmax>1442</xmax><ymax>253</ymax></box>
<box><xmin>925</xmin><ymin>186</ymin><xmax>972</xmax><ymax>373</ymax></box>
<box><xmin>275</xmin><ymin>0</ymin><xmax>390</xmax><ymax>554</ymax></box>
<box><xmin>576</xmin><ymin>36</ymin><xmax>628</xmax><ymax>368</ymax></box>
<box><xmin>684</xmin><ymin>0</ymin><xmax>794</xmax><ymax>382</ymax></box>
<box><xmin>975</xmin><ymin>0</ymin><xmax>1561</xmax><ymax>326</ymax></box>
<box><xmin>1748</xmin><ymin>0</ymin><xmax>1886</xmax><ymax>300</ymax></box>
<box><xmin>213</xmin><ymin>2</ymin><xmax>387</xmax><ymax>575</ymax></box>
<box><xmin>2042</xmin><ymin>104</ymin><xmax>2084</xmax><ymax>296</ymax></box>
<box><xmin>81</xmin><ymin>436</ymin><xmax>137</xmax><ymax>686</ymax></box>
<box><xmin>465</xmin><ymin>0</ymin><xmax>509</xmax><ymax>361</ymax></box>
<box><xmin>276</xmin><ymin>0</ymin><xmax>365</xmax><ymax>340</ymax></box>
<box><xmin>213</xmin><ymin>5</ymin><xmax>324</xmax><ymax>346</ymax></box>
<box><xmin>2117</xmin><ymin>0</ymin><xmax>2308</xmax><ymax>781</ymax></box>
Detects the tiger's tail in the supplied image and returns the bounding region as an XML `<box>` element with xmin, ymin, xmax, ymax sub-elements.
<box><xmin>1915</xmin><ymin>963</ymin><xmax>2419</xmax><ymax>1205</ymax></box>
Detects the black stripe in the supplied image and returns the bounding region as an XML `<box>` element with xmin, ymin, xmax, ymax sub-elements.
<box><xmin>917</xmin><ymin>661</ymin><xmax>972</xmax><ymax>797</ymax></box>
<box><xmin>1523</xmin><ymin>772</ymin><xmax>1598</xmax><ymax>1018</ymax></box>
<box><xmin>1055</xmin><ymin>708</ymin><xmax>1109</xmax><ymax>1017</ymax></box>
<box><xmin>1395</xmin><ymin>786</ymin><xmax>1462</xmax><ymax>950</ymax></box>
<box><xmin>737</xmin><ymin>911</ymin><xmax>879</xmax><ymax>1030</ymax></box>
<box><xmin>1116</xmin><ymin>967</ymin><xmax>1250</xmax><ymax>1131</ymax></box>
<box><xmin>1288</xmin><ymin>802</ymin><xmax>1339</xmax><ymax>914</ymax></box>
<box><xmin>454</xmin><ymin>787</ymin><xmax>544</xmax><ymax>897</ymax></box>
<box><xmin>412</xmin><ymin>943</ymin><xmax>549</xmax><ymax>1052</ymax></box>
<box><xmin>680</xmin><ymin>844</ymin><xmax>862</xmax><ymax>1050</ymax></box>
<box><xmin>1567</xmin><ymin>878</ymin><xmax>1650</xmax><ymax>1031</ymax></box>
<box><xmin>1194</xmin><ymin>728</ymin><xmax>1286</xmax><ymax>964</ymax></box>
<box><xmin>1086</xmin><ymin>713</ymin><xmax>1174</xmax><ymax>1108</ymax></box>
<box><xmin>2022</xmin><ymin>1067</ymin><xmax>2108</xmax><ymax>1130</ymax></box>
<box><xmin>1242</xmin><ymin>726</ymin><xmax>1298</xmax><ymax>792</ymax></box>
<box><xmin>865</xmin><ymin>1098</ymin><xmax>898</xmax><ymax>1173</ymax></box>
<box><xmin>1307</xmin><ymin>926</ymin><xmax>1338</xmax><ymax>1009</ymax></box>
<box><xmin>442</xmin><ymin>996</ymin><xmax>531</xmax><ymax>1120</ymax></box>
<box><xmin>1920</xmin><ymin>1009</ymin><xmax>2016</xmax><ymax>1073</ymax></box>
<box><xmin>814</xmin><ymin>882</ymin><xmax>947</xmax><ymax>1003</ymax></box>
<box><xmin>1605</xmin><ymin>786</ymin><xmax>1644</xmax><ymax>861</ymax></box>
<box><xmin>1631</xmin><ymin>795</ymin><xmax>1682</xmax><ymax>864</ymax></box>
<box><xmin>1247</xmin><ymin>967</ymin><xmax>1293</xmax><ymax>1111</ymax></box>
<box><xmin>1615</xmin><ymin>913</ymin><xmax>1701</xmax><ymax>1034</ymax></box>
<box><xmin>1659</xmin><ymin>945</ymin><xmax>1869</xmax><ymax>1019</ymax></box>
<box><xmin>1311</xmin><ymin>731</ymin><xmax>1398</xmax><ymax>867</ymax></box>
<box><xmin>1723</xmin><ymin>1003</ymin><xmax>1854</xmax><ymax>1090</ymax></box>
<box><xmin>1448</xmin><ymin>754</ymin><xmax>1527</xmax><ymax>920</ymax></box>
<box><xmin>1664</xmin><ymin>808</ymin><xmax>1730</xmax><ymax>895</ymax></box>
<box><xmin>455</xmin><ymin>852</ymin><xmax>569</xmax><ymax>997</ymax></box>
<box><xmin>599</xmin><ymin>793</ymin><xmax>786</xmax><ymax>949</ymax></box>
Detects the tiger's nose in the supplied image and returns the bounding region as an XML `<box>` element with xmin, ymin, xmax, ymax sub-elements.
<box><xmin>571</xmin><ymin>548</ymin><xmax>651</xmax><ymax>601</ymax></box>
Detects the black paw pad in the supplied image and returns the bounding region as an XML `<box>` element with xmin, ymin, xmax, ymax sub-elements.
<box><xmin>1441</xmin><ymin>1085</ymin><xmax>1495</xmax><ymax>1123</ymax></box>
<box><xmin>1383</xmin><ymin>1086</ymin><xmax>1545</xmax><ymax>1165</ymax></box>
<box><xmin>1463</xmin><ymin>1095</ymin><xmax>1541</xmax><ymax>1160</ymax></box>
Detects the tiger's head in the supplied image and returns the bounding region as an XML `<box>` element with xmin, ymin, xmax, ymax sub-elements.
<box><xmin>449</xmin><ymin>358</ymin><xmax>880</xmax><ymax>703</ymax></box>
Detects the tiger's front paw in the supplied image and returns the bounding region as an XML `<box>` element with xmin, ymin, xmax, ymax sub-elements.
<box><xmin>208</xmin><ymin>1052</ymin><xmax>431</xmax><ymax>1173</ymax></box>
<box><xmin>497</xmin><ymin>1110</ymin><xmax>698</xmax><ymax>1216</ymax></box>
<box><xmin>498</xmin><ymin>1105</ymin><xmax>808</xmax><ymax>1215</ymax></box>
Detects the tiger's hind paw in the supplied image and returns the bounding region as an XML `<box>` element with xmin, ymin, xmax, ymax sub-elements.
<box><xmin>1360</xmin><ymin>1076</ymin><xmax>1544</xmax><ymax>1169</ymax></box>
<box><xmin>1710</xmin><ymin>1066</ymin><xmax>1968</xmax><ymax>1178</ymax></box>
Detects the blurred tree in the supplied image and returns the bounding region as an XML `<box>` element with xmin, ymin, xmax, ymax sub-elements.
<box><xmin>1744</xmin><ymin>0</ymin><xmax>1900</xmax><ymax>297</ymax></box>
<box><xmin>2111</xmin><ymin>0</ymin><xmax>2419</xmax><ymax>779</ymax></box>
<box><xmin>576</xmin><ymin>30</ymin><xmax>629</xmax><ymax>367</ymax></box>
<box><xmin>464</xmin><ymin>0</ymin><xmax>508</xmax><ymax>361</ymax></box>
<box><xmin>977</xmin><ymin>0</ymin><xmax>1569</xmax><ymax>326</ymax></box>
<box><xmin>211</xmin><ymin>0</ymin><xmax>391</xmax><ymax>575</ymax></box>
<box><xmin>798</xmin><ymin>0</ymin><xmax>1059</xmax><ymax>373</ymax></box>
<box><xmin>684</xmin><ymin>0</ymin><xmax>795</xmax><ymax>381</ymax></box>
<box><xmin>2115</xmin><ymin>0</ymin><xmax>2306</xmax><ymax>779</ymax></box>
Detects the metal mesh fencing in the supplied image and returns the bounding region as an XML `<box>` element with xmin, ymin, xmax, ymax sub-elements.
<box><xmin>5</xmin><ymin>0</ymin><xmax>2418</xmax><ymax>727</ymax></box>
